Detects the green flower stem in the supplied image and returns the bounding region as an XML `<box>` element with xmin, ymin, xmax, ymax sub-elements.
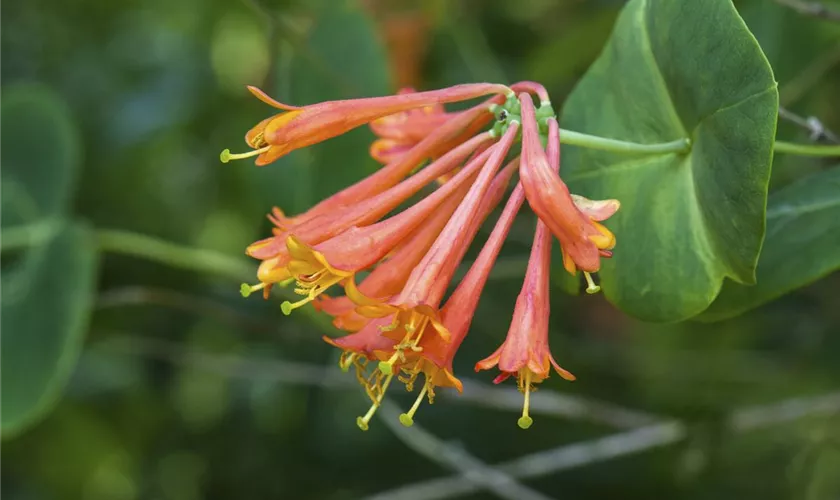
<box><xmin>773</xmin><ymin>141</ymin><xmax>840</xmax><ymax>157</ymax></box>
<box><xmin>558</xmin><ymin>129</ymin><xmax>692</xmax><ymax>154</ymax></box>
<box><xmin>95</xmin><ymin>229</ymin><xmax>254</xmax><ymax>282</ymax></box>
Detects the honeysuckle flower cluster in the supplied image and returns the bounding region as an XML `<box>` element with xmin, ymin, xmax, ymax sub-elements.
<box><xmin>223</xmin><ymin>81</ymin><xmax>620</xmax><ymax>430</ymax></box>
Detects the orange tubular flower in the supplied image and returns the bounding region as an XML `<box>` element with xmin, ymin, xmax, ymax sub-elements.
<box><xmin>395</xmin><ymin>177</ymin><xmax>528</xmax><ymax>427</ymax></box>
<box><xmin>315</xmin><ymin>193</ymin><xmax>465</xmax><ymax>332</ymax></box>
<box><xmin>353</xmin><ymin>124</ymin><xmax>520</xmax><ymax>376</ymax></box>
<box><xmin>267</xmin><ymin>97</ymin><xmax>501</xmax><ymax>231</ymax></box>
<box><xmin>316</xmin><ymin>156</ymin><xmax>519</xmax><ymax>332</ymax></box>
<box><xmin>220</xmin><ymin>83</ymin><xmax>511</xmax><ymax>166</ymax></box>
<box><xmin>279</xmin><ymin>144</ymin><xmax>499</xmax><ymax>315</ymax></box>
<box><xmin>228</xmin><ymin>80</ymin><xmax>625</xmax><ymax>431</ymax></box>
<box><xmin>369</xmin><ymin>89</ymin><xmax>494</xmax><ymax>165</ymax></box>
<box><xmin>475</xmin><ymin>119</ymin><xmax>576</xmax><ymax>430</ymax></box>
<box><xmin>340</xmin><ymin>154</ymin><xmax>522</xmax><ymax>431</ymax></box>
<box><xmin>242</xmin><ymin>132</ymin><xmax>494</xmax><ymax>295</ymax></box>
<box><xmin>518</xmin><ymin>93</ymin><xmax>620</xmax><ymax>284</ymax></box>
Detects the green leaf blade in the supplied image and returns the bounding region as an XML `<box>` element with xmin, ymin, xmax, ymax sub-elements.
<box><xmin>561</xmin><ymin>0</ymin><xmax>778</xmax><ymax>322</ymax></box>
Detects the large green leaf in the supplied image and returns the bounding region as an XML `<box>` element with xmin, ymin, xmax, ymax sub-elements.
<box><xmin>560</xmin><ymin>0</ymin><xmax>778</xmax><ymax>322</ymax></box>
<box><xmin>698</xmin><ymin>167</ymin><xmax>840</xmax><ymax>321</ymax></box>
<box><xmin>1</xmin><ymin>222</ymin><xmax>99</xmax><ymax>438</ymax></box>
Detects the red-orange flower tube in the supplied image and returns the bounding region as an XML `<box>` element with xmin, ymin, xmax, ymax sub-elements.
<box><xmin>352</xmin><ymin>124</ymin><xmax>520</xmax><ymax>375</ymax></box>
<box><xmin>518</xmin><ymin>93</ymin><xmax>619</xmax><ymax>281</ymax></box>
<box><xmin>395</xmin><ymin>179</ymin><xmax>528</xmax><ymax>426</ymax></box>
<box><xmin>220</xmin><ymin>83</ymin><xmax>511</xmax><ymax>166</ymax></box>
<box><xmin>475</xmin><ymin>115</ymin><xmax>576</xmax><ymax>430</ymax></box>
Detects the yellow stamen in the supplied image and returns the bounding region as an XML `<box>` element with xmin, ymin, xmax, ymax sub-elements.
<box><xmin>240</xmin><ymin>282</ymin><xmax>266</xmax><ymax>298</ymax></box>
<box><xmin>282</xmin><ymin>273</ymin><xmax>346</xmax><ymax>315</ymax></box>
<box><xmin>220</xmin><ymin>145</ymin><xmax>271</xmax><ymax>163</ymax></box>
<box><xmin>356</xmin><ymin>373</ymin><xmax>395</xmax><ymax>431</ymax></box>
<box><xmin>399</xmin><ymin>381</ymin><xmax>429</xmax><ymax>427</ymax></box>
<box><xmin>584</xmin><ymin>272</ymin><xmax>601</xmax><ymax>295</ymax></box>
<box><xmin>518</xmin><ymin>370</ymin><xmax>534</xmax><ymax>430</ymax></box>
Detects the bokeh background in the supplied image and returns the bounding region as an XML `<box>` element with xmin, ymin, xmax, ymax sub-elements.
<box><xmin>2</xmin><ymin>0</ymin><xmax>840</xmax><ymax>499</ymax></box>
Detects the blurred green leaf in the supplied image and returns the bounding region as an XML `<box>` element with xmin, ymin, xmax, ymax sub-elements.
<box><xmin>561</xmin><ymin>0</ymin><xmax>778</xmax><ymax>322</ymax></box>
<box><xmin>2</xmin><ymin>222</ymin><xmax>99</xmax><ymax>438</ymax></box>
<box><xmin>738</xmin><ymin>0</ymin><xmax>840</xmax><ymax>87</ymax></box>
<box><xmin>0</xmin><ymin>84</ymin><xmax>96</xmax><ymax>437</ymax></box>
<box><xmin>698</xmin><ymin>167</ymin><xmax>840</xmax><ymax>321</ymax></box>
<box><xmin>1</xmin><ymin>84</ymin><xmax>82</xmax><ymax>227</ymax></box>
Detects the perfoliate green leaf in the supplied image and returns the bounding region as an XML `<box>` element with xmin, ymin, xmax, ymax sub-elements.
<box><xmin>560</xmin><ymin>0</ymin><xmax>778</xmax><ymax>322</ymax></box>
<box><xmin>1</xmin><ymin>222</ymin><xmax>98</xmax><ymax>438</ymax></box>
<box><xmin>698</xmin><ymin>167</ymin><xmax>840</xmax><ymax>321</ymax></box>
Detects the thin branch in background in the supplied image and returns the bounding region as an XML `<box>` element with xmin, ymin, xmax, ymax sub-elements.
<box><xmin>377</xmin><ymin>401</ymin><xmax>556</xmax><ymax>500</ymax></box>
<box><xmin>97</xmin><ymin>337</ymin><xmax>665</xmax><ymax>428</ymax></box>
<box><xmin>728</xmin><ymin>391</ymin><xmax>840</xmax><ymax>432</ymax></box>
<box><xmin>365</xmin><ymin>422</ymin><xmax>687</xmax><ymax>500</ymax></box>
<box><xmin>95</xmin><ymin>337</ymin><xmax>840</xmax><ymax>500</ymax></box>
<box><xmin>366</xmin><ymin>392</ymin><xmax>840</xmax><ymax>500</ymax></box>
<box><xmin>456</xmin><ymin>379</ymin><xmax>663</xmax><ymax>429</ymax></box>
<box><xmin>778</xmin><ymin>107</ymin><xmax>840</xmax><ymax>144</ymax></box>
<box><xmin>774</xmin><ymin>0</ymin><xmax>840</xmax><ymax>21</ymax></box>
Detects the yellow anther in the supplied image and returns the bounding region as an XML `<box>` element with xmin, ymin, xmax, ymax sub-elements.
<box><xmin>240</xmin><ymin>282</ymin><xmax>266</xmax><ymax>298</ymax></box>
<box><xmin>399</xmin><ymin>380</ymin><xmax>429</xmax><ymax>427</ymax></box>
<box><xmin>249</xmin><ymin>132</ymin><xmax>267</xmax><ymax>148</ymax></box>
<box><xmin>584</xmin><ymin>272</ymin><xmax>601</xmax><ymax>295</ymax></box>
<box><xmin>517</xmin><ymin>370</ymin><xmax>534</xmax><ymax>430</ymax></box>
<box><xmin>220</xmin><ymin>145</ymin><xmax>271</xmax><ymax>163</ymax></box>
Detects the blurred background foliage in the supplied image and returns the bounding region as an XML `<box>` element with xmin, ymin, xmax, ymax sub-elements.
<box><xmin>2</xmin><ymin>0</ymin><xmax>840</xmax><ymax>499</ymax></box>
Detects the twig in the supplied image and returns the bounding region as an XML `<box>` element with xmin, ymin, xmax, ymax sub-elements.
<box><xmin>778</xmin><ymin>107</ymin><xmax>840</xmax><ymax>144</ymax></box>
<box><xmin>456</xmin><ymin>378</ymin><xmax>663</xmax><ymax>429</ymax></box>
<box><xmin>728</xmin><ymin>391</ymin><xmax>840</xmax><ymax>432</ymax></box>
<box><xmin>366</xmin><ymin>422</ymin><xmax>686</xmax><ymax>500</ymax></box>
<box><xmin>366</xmin><ymin>392</ymin><xmax>840</xmax><ymax>500</ymax></box>
<box><xmin>377</xmin><ymin>402</ymin><xmax>556</xmax><ymax>500</ymax></box>
<box><xmin>775</xmin><ymin>0</ymin><xmax>840</xmax><ymax>21</ymax></box>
